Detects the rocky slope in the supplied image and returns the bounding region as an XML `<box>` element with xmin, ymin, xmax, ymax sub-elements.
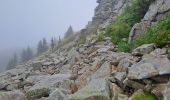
<box><xmin>0</xmin><ymin>0</ymin><xmax>170</xmax><ymax>100</ymax></box>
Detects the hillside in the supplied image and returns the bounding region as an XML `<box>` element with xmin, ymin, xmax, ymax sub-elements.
<box><xmin>0</xmin><ymin>0</ymin><xmax>170</xmax><ymax>100</ymax></box>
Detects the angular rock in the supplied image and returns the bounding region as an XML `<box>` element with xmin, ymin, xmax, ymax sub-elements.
<box><xmin>46</xmin><ymin>88</ymin><xmax>70</xmax><ymax>100</ymax></box>
<box><xmin>123</xmin><ymin>78</ymin><xmax>145</xmax><ymax>90</ymax></box>
<box><xmin>0</xmin><ymin>90</ymin><xmax>27</xmax><ymax>100</ymax></box>
<box><xmin>128</xmin><ymin>63</ymin><xmax>158</xmax><ymax>80</ymax></box>
<box><xmin>128</xmin><ymin>54</ymin><xmax>170</xmax><ymax>80</ymax></box>
<box><xmin>132</xmin><ymin>43</ymin><xmax>156</xmax><ymax>56</ymax></box>
<box><xmin>26</xmin><ymin>74</ymin><xmax>71</xmax><ymax>99</ymax></box>
<box><xmin>110</xmin><ymin>83</ymin><xmax>122</xmax><ymax>100</ymax></box>
<box><xmin>163</xmin><ymin>83</ymin><xmax>170</xmax><ymax>100</ymax></box>
<box><xmin>69</xmin><ymin>78</ymin><xmax>110</xmax><ymax>100</ymax></box>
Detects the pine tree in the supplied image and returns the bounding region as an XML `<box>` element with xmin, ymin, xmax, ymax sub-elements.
<box><xmin>22</xmin><ymin>46</ymin><xmax>33</xmax><ymax>62</ymax></box>
<box><xmin>64</xmin><ymin>25</ymin><xmax>74</xmax><ymax>38</ymax></box>
<box><xmin>42</xmin><ymin>38</ymin><xmax>48</xmax><ymax>52</ymax></box>
<box><xmin>37</xmin><ymin>40</ymin><xmax>43</xmax><ymax>55</ymax></box>
<box><xmin>21</xmin><ymin>49</ymin><xmax>27</xmax><ymax>62</ymax></box>
<box><xmin>6</xmin><ymin>53</ymin><xmax>18</xmax><ymax>70</ymax></box>
<box><xmin>51</xmin><ymin>37</ymin><xmax>55</xmax><ymax>52</ymax></box>
<box><xmin>26</xmin><ymin>46</ymin><xmax>33</xmax><ymax>60</ymax></box>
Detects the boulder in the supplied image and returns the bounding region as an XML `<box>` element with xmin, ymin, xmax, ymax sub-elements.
<box><xmin>150</xmin><ymin>48</ymin><xmax>167</xmax><ymax>56</ymax></box>
<box><xmin>26</xmin><ymin>74</ymin><xmax>71</xmax><ymax>99</ymax></box>
<box><xmin>69</xmin><ymin>78</ymin><xmax>110</xmax><ymax>100</ymax></box>
<box><xmin>128</xmin><ymin>54</ymin><xmax>170</xmax><ymax>80</ymax></box>
<box><xmin>46</xmin><ymin>88</ymin><xmax>70</xmax><ymax>100</ymax></box>
<box><xmin>163</xmin><ymin>83</ymin><xmax>170</xmax><ymax>100</ymax></box>
<box><xmin>0</xmin><ymin>90</ymin><xmax>27</xmax><ymax>100</ymax></box>
<box><xmin>132</xmin><ymin>44</ymin><xmax>156</xmax><ymax>56</ymax></box>
<box><xmin>128</xmin><ymin>63</ymin><xmax>158</xmax><ymax>80</ymax></box>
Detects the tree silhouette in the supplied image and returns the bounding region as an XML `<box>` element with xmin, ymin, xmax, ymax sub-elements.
<box><xmin>64</xmin><ymin>25</ymin><xmax>74</xmax><ymax>38</ymax></box>
<box><xmin>6</xmin><ymin>52</ymin><xmax>18</xmax><ymax>70</ymax></box>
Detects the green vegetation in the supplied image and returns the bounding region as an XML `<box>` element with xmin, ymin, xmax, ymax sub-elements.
<box><xmin>134</xmin><ymin>15</ymin><xmax>170</xmax><ymax>48</ymax></box>
<box><xmin>96</xmin><ymin>33</ymin><xmax>105</xmax><ymax>42</ymax></box>
<box><xmin>79</xmin><ymin>36</ymin><xmax>86</xmax><ymax>45</ymax></box>
<box><xmin>117</xmin><ymin>41</ymin><xmax>133</xmax><ymax>52</ymax></box>
<box><xmin>131</xmin><ymin>91</ymin><xmax>157</xmax><ymax>100</ymax></box>
<box><xmin>106</xmin><ymin>0</ymin><xmax>155</xmax><ymax>52</ymax></box>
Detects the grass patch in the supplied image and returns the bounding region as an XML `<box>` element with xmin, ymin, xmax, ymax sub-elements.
<box><xmin>96</xmin><ymin>33</ymin><xmax>105</xmax><ymax>42</ymax></box>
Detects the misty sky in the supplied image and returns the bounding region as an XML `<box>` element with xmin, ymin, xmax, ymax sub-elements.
<box><xmin>0</xmin><ymin>0</ymin><xmax>97</xmax><ymax>51</ymax></box>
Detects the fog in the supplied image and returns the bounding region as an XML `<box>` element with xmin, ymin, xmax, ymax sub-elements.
<box><xmin>0</xmin><ymin>0</ymin><xmax>97</xmax><ymax>71</ymax></box>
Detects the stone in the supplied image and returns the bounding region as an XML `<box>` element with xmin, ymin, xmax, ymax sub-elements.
<box><xmin>26</xmin><ymin>88</ymin><xmax>50</xmax><ymax>99</ymax></box>
<box><xmin>142</xmin><ymin>54</ymin><xmax>170</xmax><ymax>75</ymax></box>
<box><xmin>128</xmin><ymin>54</ymin><xmax>170</xmax><ymax>80</ymax></box>
<box><xmin>128</xmin><ymin>21</ymin><xmax>151</xmax><ymax>43</ymax></box>
<box><xmin>163</xmin><ymin>83</ymin><xmax>170</xmax><ymax>100</ymax></box>
<box><xmin>123</xmin><ymin>78</ymin><xmax>145</xmax><ymax>90</ymax></box>
<box><xmin>116</xmin><ymin>94</ymin><xmax>128</xmax><ymax>100</ymax></box>
<box><xmin>112</xmin><ymin>72</ymin><xmax>127</xmax><ymax>87</ymax></box>
<box><xmin>90</xmin><ymin>61</ymin><xmax>111</xmax><ymax>80</ymax></box>
<box><xmin>151</xmin><ymin>84</ymin><xmax>167</xmax><ymax>100</ymax></box>
<box><xmin>46</xmin><ymin>88</ymin><xmax>70</xmax><ymax>100</ymax></box>
<box><xmin>150</xmin><ymin>48</ymin><xmax>167</xmax><ymax>56</ymax></box>
<box><xmin>0</xmin><ymin>90</ymin><xmax>27</xmax><ymax>100</ymax></box>
<box><xmin>128</xmin><ymin>63</ymin><xmax>158</xmax><ymax>80</ymax></box>
<box><xmin>26</xmin><ymin>74</ymin><xmax>71</xmax><ymax>99</ymax></box>
<box><xmin>97</xmin><ymin>46</ymin><xmax>110</xmax><ymax>53</ymax></box>
<box><xmin>110</xmin><ymin>83</ymin><xmax>122</xmax><ymax>100</ymax></box>
<box><xmin>132</xmin><ymin>43</ymin><xmax>156</xmax><ymax>56</ymax></box>
<box><xmin>69</xmin><ymin>78</ymin><xmax>110</xmax><ymax>100</ymax></box>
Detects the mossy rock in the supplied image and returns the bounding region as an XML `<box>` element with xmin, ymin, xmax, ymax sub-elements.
<box><xmin>131</xmin><ymin>90</ymin><xmax>157</xmax><ymax>100</ymax></box>
<box><xmin>26</xmin><ymin>88</ymin><xmax>50</xmax><ymax>99</ymax></box>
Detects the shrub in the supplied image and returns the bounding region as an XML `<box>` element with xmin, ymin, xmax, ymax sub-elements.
<box><xmin>96</xmin><ymin>33</ymin><xmax>105</xmax><ymax>42</ymax></box>
<box><xmin>79</xmin><ymin>36</ymin><xmax>86</xmax><ymax>45</ymax></box>
<box><xmin>117</xmin><ymin>41</ymin><xmax>133</xmax><ymax>52</ymax></box>
<box><xmin>106</xmin><ymin>22</ymin><xmax>131</xmax><ymax>44</ymax></box>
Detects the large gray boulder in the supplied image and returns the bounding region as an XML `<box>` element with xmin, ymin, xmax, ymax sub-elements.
<box><xmin>69</xmin><ymin>78</ymin><xmax>110</xmax><ymax>100</ymax></box>
<box><xmin>0</xmin><ymin>90</ymin><xmax>27</xmax><ymax>100</ymax></box>
<box><xmin>26</xmin><ymin>74</ymin><xmax>71</xmax><ymax>99</ymax></box>
<box><xmin>46</xmin><ymin>88</ymin><xmax>70</xmax><ymax>100</ymax></box>
<box><xmin>132</xmin><ymin>43</ymin><xmax>156</xmax><ymax>56</ymax></box>
<box><xmin>128</xmin><ymin>54</ymin><xmax>170</xmax><ymax>80</ymax></box>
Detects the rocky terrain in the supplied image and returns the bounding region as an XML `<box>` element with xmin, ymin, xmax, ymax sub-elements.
<box><xmin>0</xmin><ymin>0</ymin><xmax>170</xmax><ymax>100</ymax></box>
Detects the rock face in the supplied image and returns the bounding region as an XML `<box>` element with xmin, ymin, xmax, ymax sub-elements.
<box><xmin>128</xmin><ymin>0</ymin><xmax>170</xmax><ymax>43</ymax></box>
<box><xmin>91</xmin><ymin>0</ymin><xmax>128</xmax><ymax>29</ymax></box>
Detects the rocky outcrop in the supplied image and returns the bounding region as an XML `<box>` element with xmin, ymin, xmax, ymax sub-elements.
<box><xmin>91</xmin><ymin>0</ymin><xmax>128</xmax><ymax>29</ymax></box>
<box><xmin>128</xmin><ymin>0</ymin><xmax>170</xmax><ymax>43</ymax></box>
